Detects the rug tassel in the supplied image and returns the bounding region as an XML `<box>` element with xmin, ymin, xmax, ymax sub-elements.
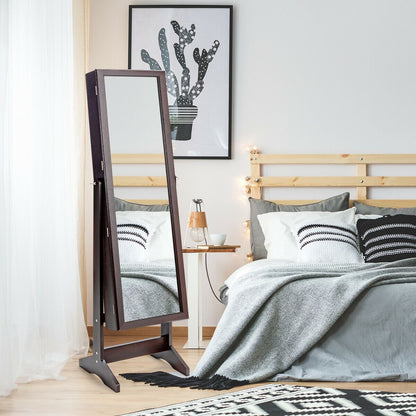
<box><xmin>120</xmin><ymin>371</ymin><xmax>249</xmax><ymax>390</ymax></box>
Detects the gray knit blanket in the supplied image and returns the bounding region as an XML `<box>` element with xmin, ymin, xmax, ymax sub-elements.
<box><xmin>120</xmin><ymin>262</ymin><xmax>179</xmax><ymax>321</ymax></box>
<box><xmin>122</xmin><ymin>258</ymin><xmax>416</xmax><ymax>388</ymax></box>
<box><xmin>194</xmin><ymin>258</ymin><xmax>416</xmax><ymax>382</ymax></box>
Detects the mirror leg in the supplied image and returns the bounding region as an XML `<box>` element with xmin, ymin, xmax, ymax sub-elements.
<box><xmin>79</xmin><ymin>180</ymin><xmax>120</xmax><ymax>392</ymax></box>
<box><xmin>151</xmin><ymin>347</ymin><xmax>190</xmax><ymax>376</ymax></box>
<box><xmin>79</xmin><ymin>355</ymin><xmax>120</xmax><ymax>392</ymax></box>
<box><xmin>151</xmin><ymin>323</ymin><xmax>190</xmax><ymax>375</ymax></box>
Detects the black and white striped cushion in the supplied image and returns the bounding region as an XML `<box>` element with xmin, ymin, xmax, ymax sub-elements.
<box><xmin>294</xmin><ymin>222</ymin><xmax>363</xmax><ymax>263</ymax></box>
<box><xmin>117</xmin><ymin>223</ymin><xmax>149</xmax><ymax>249</ymax></box>
<box><xmin>116</xmin><ymin>221</ymin><xmax>153</xmax><ymax>264</ymax></box>
<box><xmin>357</xmin><ymin>214</ymin><xmax>416</xmax><ymax>263</ymax></box>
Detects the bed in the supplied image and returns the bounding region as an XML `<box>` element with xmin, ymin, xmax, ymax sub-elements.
<box><xmin>216</xmin><ymin>151</ymin><xmax>416</xmax><ymax>383</ymax></box>
<box><xmin>111</xmin><ymin>153</ymin><xmax>179</xmax><ymax>322</ymax></box>
<box><xmin>122</xmin><ymin>151</ymin><xmax>416</xmax><ymax>390</ymax></box>
<box><xmin>193</xmin><ymin>151</ymin><xmax>416</xmax><ymax>387</ymax></box>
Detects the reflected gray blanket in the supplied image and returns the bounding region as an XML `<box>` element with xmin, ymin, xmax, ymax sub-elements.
<box><xmin>194</xmin><ymin>258</ymin><xmax>416</xmax><ymax>382</ymax></box>
<box><xmin>121</xmin><ymin>262</ymin><xmax>179</xmax><ymax>321</ymax></box>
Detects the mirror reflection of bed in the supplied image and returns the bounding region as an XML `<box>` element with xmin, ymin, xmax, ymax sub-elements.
<box><xmin>111</xmin><ymin>155</ymin><xmax>179</xmax><ymax>321</ymax></box>
<box><xmin>104</xmin><ymin>75</ymin><xmax>180</xmax><ymax>321</ymax></box>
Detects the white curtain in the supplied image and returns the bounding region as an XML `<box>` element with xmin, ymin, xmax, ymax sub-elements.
<box><xmin>0</xmin><ymin>0</ymin><xmax>89</xmax><ymax>396</ymax></box>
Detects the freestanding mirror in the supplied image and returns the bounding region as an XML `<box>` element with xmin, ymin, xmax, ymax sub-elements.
<box><xmin>79</xmin><ymin>69</ymin><xmax>189</xmax><ymax>392</ymax></box>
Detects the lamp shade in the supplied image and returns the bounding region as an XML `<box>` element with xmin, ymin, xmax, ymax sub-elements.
<box><xmin>188</xmin><ymin>212</ymin><xmax>207</xmax><ymax>228</ymax></box>
<box><xmin>184</xmin><ymin>199</ymin><xmax>211</xmax><ymax>247</ymax></box>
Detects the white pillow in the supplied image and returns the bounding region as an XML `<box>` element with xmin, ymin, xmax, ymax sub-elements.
<box><xmin>116</xmin><ymin>211</ymin><xmax>174</xmax><ymax>263</ymax></box>
<box><xmin>116</xmin><ymin>214</ymin><xmax>154</xmax><ymax>264</ymax></box>
<box><xmin>293</xmin><ymin>220</ymin><xmax>363</xmax><ymax>263</ymax></box>
<box><xmin>354</xmin><ymin>213</ymin><xmax>383</xmax><ymax>222</ymax></box>
<box><xmin>148</xmin><ymin>215</ymin><xmax>175</xmax><ymax>262</ymax></box>
<box><xmin>257</xmin><ymin>207</ymin><xmax>356</xmax><ymax>262</ymax></box>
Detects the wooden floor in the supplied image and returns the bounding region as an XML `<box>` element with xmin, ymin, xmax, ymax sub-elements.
<box><xmin>1</xmin><ymin>336</ymin><xmax>416</xmax><ymax>416</ymax></box>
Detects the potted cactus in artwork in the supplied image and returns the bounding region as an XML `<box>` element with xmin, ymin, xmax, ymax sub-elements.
<box><xmin>141</xmin><ymin>21</ymin><xmax>220</xmax><ymax>141</ymax></box>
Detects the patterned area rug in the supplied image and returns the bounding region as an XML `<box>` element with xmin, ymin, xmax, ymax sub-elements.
<box><xmin>121</xmin><ymin>383</ymin><xmax>416</xmax><ymax>415</ymax></box>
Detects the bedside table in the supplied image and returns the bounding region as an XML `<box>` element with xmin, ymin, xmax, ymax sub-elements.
<box><xmin>182</xmin><ymin>245</ymin><xmax>240</xmax><ymax>349</ymax></box>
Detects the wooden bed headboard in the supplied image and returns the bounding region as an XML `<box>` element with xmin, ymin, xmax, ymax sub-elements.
<box><xmin>111</xmin><ymin>153</ymin><xmax>168</xmax><ymax>205</ymax></box>
<box><xmin>247</xmin><ymin>149</ymin><xmax>416</xmax><ymax>208</ymax></box>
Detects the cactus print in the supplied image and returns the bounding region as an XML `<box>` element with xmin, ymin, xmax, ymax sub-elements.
<box><xmin>140</xmin><ymin>20</ymin><xmax>220</xmax><ymax>107</ymax></box>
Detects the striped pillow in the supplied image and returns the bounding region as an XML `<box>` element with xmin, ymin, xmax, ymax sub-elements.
<box><xmin>294</xmin><ymin>221</ymin><xmax>363</xmax><ymax>263</ymax></box>
<box><xmin>357</xmin><ymin>214</ymin><xmax>416</xmax><ymax>263</ymax></box>
<box><xmin>117</xmin><ymin>221</ymin><xmax>154</xmax><ymax>264</ymax></box>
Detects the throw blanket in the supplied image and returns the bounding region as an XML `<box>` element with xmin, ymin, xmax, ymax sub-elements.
<box><xmin>122</xmin><ymin>258</ymin><xmax>416</xmax><ymax>388</ymax></box>
<box><xmin>121</xmin><ymin>262</ymin><xmax>179</xmax><ymax>321</ymax></box>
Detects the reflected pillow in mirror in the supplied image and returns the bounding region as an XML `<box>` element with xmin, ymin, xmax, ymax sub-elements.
<box><xmin>148</xmin><ymin>214</ymin><xmax>175</xmax><ymax>262</ymax></box>
<box><xmin>116</xmin><ymin>214</ymin><xmax>155</xmax><ymax>264</ymax></box>
<box><xmin>114</xmin><ymin>197</ymin><xmax>169</xmax><ymax>212</ymax></box>
<box><xmin>116</xmin><ymin>211</ymin><xmax>173</xmax><ymax>264</ymax></box>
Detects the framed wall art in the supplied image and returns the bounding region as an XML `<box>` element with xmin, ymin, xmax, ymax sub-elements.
<box><xmin>129</xmin><ymin>5</ymin><xmax>233</xmax><ymax>159</ymax></box>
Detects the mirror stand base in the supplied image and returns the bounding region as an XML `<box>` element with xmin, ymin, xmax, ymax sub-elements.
<box><xmin>79</xmin><ymin>322</ymin><xmax>190</xmax><ymax>392</ymax></box>
<box><xmin>79</xmin><ymin>356</ymin><xmax>120</xmax><ymax>393</ymax></box>
<box><xmin>152</xmin><ymin>346</ymin><xmax>190</xmax><ymax>376</ymax></box>
<box><xmin>80</xmin><ymin>180</ymin><xmax>189</xmax><ymax>392</ymax></box>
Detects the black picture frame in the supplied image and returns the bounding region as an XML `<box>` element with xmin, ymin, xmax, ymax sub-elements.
<box><xmin>129</xmin><ymin>5</ymin><xmax>233</xmax><ymax>159</ymax></box>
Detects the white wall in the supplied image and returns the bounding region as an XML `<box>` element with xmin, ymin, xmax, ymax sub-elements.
<box><xmin>87</xmin><ymin>0</ymin><xmax>416</xmax><ymax>325</ymax></box>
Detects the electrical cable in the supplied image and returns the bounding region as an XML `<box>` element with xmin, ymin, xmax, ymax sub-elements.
<box><xmin>204</xmin><ymin>253</ymin><xmax>223</xmax><ymax>303</ymax></box>
<box><xmin>190</xmin><ymin>198</ymin><xmax>221</xmax><ymax>302</ymax></box>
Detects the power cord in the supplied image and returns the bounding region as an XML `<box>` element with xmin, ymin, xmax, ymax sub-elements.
<box><xmin>203</xmin><ymin>252</ymin><xmax>223</xmax><ymax>303</ymax></box>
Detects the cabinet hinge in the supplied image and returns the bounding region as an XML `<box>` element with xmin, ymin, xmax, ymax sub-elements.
<box><xmin>106</xmin><ymin>227</ymin><xmax>109</xmax><ymax>238</ymax></box>
<box><xmin>94</xmin><ymin>85</ymin><xmax>98</xmax><ymax>95</ymax></box>
<box><xmin>101</xmin><ymin>160</ymin><xmax>104</xmax><ymax>171</ymax></box>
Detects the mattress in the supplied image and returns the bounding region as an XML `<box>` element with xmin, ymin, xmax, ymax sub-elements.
<box><xmin>220</xmin><ymin>259</ymin><xmax>416</xmax><ymax>381</ymax></box>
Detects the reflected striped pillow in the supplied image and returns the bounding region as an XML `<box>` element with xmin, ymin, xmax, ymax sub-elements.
<box><xmin>294</xmin><ymin>221</ymin><xmax>363</xmax><ymax>263</ymax></box>
<box><xmin>117</xmin><ymin>222</ymin><xmax>153</xmax><ymax>264</ymax></box>
<box><xmin>357</xmin><ymin>214</ymin><xmax>416</xmax><ymax>263</ymax></box>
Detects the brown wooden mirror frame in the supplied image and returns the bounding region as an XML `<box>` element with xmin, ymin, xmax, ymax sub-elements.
<box><xmin>79</xmin><ymin>69</ymin><xmax>189</xmax><ymax>392</ymax></box>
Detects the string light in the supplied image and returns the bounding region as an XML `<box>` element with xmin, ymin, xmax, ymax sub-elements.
<box><xmin>243</xmin><ymin>220</ymin><xmax>250</xmax><ymax>234</ymax></box>
<box><xmin>237</xmin><ymin>177</ymin><xmax>247</xmax><ymax>195</ymax></box>
<box><xmin>241</xmin><ymin>146</ymin><xmax>258</xmax><ymax>263</ymax></box>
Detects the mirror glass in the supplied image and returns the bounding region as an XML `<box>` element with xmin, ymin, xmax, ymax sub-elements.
<box><xmin>104</xmin><ymin>75</ymin><xmax>180</xmax><ymax>322</ymax></box>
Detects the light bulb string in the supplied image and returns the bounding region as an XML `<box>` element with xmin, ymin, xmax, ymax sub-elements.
<box><xmin>203</xmin><ymin>253</ymin><xmax>223</xmax><ymax>303</ymax></box>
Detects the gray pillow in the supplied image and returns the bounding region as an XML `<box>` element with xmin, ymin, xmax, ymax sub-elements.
<box><xmin>114</xmin><ymin>197</ymin><xmax>169</xmax><ymax>212</ymax></box>
<box><xmin>249</xmin><ymin>192</ymin><xmax>350</xmax><ymax>260</ymax></box>
<box><xmin>353</xmin><ymin>201</ymin><xmax>416</xmax><ymax>216</ymax></box>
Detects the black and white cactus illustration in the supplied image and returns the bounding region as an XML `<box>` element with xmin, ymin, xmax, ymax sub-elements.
<box><xmin>141</xmin><ymin>21</ymin><xmax>220</xmax><ymax>141</ymax></box>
